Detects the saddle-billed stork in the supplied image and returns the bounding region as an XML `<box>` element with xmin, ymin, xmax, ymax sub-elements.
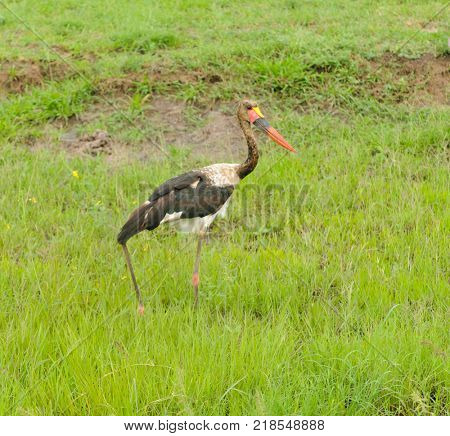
<box><xmin>118</xmin><ymin>100</ymin><xmax>296</xmax><ymax>313</ymax></box>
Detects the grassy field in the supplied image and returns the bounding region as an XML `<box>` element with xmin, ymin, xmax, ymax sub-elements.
<box><xmin>0</xmin><ymin>0</ymin><xmax>449</xmax><ymax>415</ymax></box>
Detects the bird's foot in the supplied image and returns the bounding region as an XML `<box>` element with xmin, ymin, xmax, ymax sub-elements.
<box><xmin>137</xmin><ymin>304</ymin><xmax>145</xmax><ymax>315</ymax></box>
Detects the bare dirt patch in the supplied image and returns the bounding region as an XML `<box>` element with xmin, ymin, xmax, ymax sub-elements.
<box><xmin>144</xmin><ymin>97</ymin><xmax>245</xmax><ymax>161</ymax></box>
<box><xmin>97</xmin><ymin>54</ymin><xmax>447</xmax><ymax>108</ymax></box>
<box><xmin>96</xmin><ymin>73</ymin><xmax>142</xmax><ymax>95</ymax></box>
<box><xmin>145</xmin><ymin>66</ymin><xmax>223</xmax><ymax>86</ymax></box>
<box><xmin>25</xmin><ymin>53</ymin><xmax>447</xmax><ymax>162</ymax></box>
<box><xmin>0</xmin><ymin>59</ymin><xmax>71</xmax><ymax>95</ymax></box>
<box><xmin>50</xmin><ymin>97</ymin><xmax>246</xmax><ymax>162</ymax></box>
<box><xmin>96</xmin><ymin>67</ymin><xmax>223</xmax><ymax>95</ymax></box>
<box><xmin>61</xmin><ymin>130</ymin><xmax>113</xmax><ymax>156</ymax></box>
<box><xmin>365</xmin><ymin>53</ymin><xmax>449</xmax><ymax>105</ymax></box>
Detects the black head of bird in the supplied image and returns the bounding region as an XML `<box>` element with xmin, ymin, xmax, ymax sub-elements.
<box><xmin>238</xmin><ymin>99</ymin><xmax>296</xmax><ymax>153</ymax></box>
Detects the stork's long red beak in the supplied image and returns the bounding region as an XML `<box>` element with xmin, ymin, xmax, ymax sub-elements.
<box><xmin>248</xmin><ymin>107</ymin><xmax>296</xmax><ymax>153</ymax></box>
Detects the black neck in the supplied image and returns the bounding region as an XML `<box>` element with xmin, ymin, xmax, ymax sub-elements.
<box><xmin>237</xmin><ymin>119</ymin><xmax>259</xmax><ymax>179</ymax></box>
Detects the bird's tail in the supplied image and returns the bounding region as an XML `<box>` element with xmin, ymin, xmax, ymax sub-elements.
<box><xmin>117</xmin><ymin>201</ymin><xmax>153</xmax><ymax>245</ymax></box>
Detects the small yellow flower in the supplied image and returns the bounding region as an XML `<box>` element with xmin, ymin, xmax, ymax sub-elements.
<box><xmin>29</xmin><ymin>197</ymin><xmax>37</xmax><ymax>204</ymax></box>
<box><xmin>72</xmin><ymin>170</ymin><xmax>79</xmax><ymax>179</ymax></box>
<box><xmin>5</xmin><ymin>224</ymin><xmax>10</xmax><ymax>230</ymax></box>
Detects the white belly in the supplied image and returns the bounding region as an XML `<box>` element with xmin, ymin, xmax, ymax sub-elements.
<box><xmin>162</xmin><ymin>198</ymin><xmax>231</xmax><ymax>234</ymax></box>
<box><xmin>172</xmin><ymin>214</ymin><xmax>217</xmax><ymax>233</ymax></box>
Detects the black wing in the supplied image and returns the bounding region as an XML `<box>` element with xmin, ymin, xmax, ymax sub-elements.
<box><xmin>167</xmin><ymin>183</ymin><xmax>234</xmax><ymax>219</ymax></box>
<box><xmin>117</xmin><ymin>172</ymin><xmax>233</xmax><ymax>244</ymax></box>
<box><xmin>149</xmin><ymin>170</ymin><xmax>203</xmax><ymax>202</ymax></box>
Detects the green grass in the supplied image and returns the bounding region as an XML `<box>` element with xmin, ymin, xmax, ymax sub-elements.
<box><xmin>0</xmin><ymin>0</ymin><xmax>449</xmax><ymax>415</ymax></box>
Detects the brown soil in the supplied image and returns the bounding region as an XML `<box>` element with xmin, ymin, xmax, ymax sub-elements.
<box><xmin>364</xmin><ymin>53</ymin><xmax>449</xmax><ymax>105</ymax></box>
<box><xmin>2</xmin><ymin>51</ymin><xmax>446</xmax><ymax>108</ymax></box>
<box><xmin>96</xmin><ymin>75</ymin><xmax>141</xmax><ymax>95</ymax></box>
<box><xmin>96</xmin><ymin>54</ymin><xmax>448</xmax><ymax>108</ymax></box>
<box><xmin>61</xmin><ymin>130</ymin><xmax>113</xmax><ymax>156</ymax></box>
<box><xmin>96</xmin><ymin>68</ymin><xmax>223</xmax><ymax>95</ymax></box>
<box><xmin>53</xmin><ymin>97</ymin><xmax>247</xmax><ymax>162</ymax></box>
<box><xmin>0</xmin><ymin>58</ymin><xmax>71</xmax><ymax>94</ymax></box>
<box><xmin>144</xmin><ymin>97</ymin><xmax>245</xmax><ymax>161</ymax></box>
<box><xmin>19</xmin><ymin>52</ymin><xmax>449</xmax><ymax>162</ymax></box>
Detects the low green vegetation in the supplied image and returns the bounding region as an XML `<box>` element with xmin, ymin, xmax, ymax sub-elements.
<box><xmin>0</xmin><ymin>0</ymin><xmax>448</xmax><ymax>415</ymax></box>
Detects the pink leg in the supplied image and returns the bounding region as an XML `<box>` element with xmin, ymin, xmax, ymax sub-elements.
<box><xmin>192</xmin><ymin>232</ymin><xmax>205</xmax><ymax>307</ymax></box>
